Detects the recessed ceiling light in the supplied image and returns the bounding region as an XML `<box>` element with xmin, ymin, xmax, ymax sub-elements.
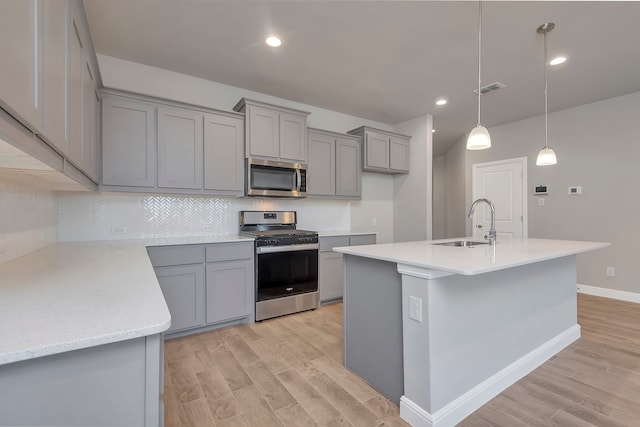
<box><xmin>266</xmin><ymin>36</ymin><xmax>282</xmax><ymax>47</ymax></box>
<box><xmin>435</xmin><ymin>99</ymin><xmax>447</xmax><ymax>106</ymax></box>
<box><xmin>549</xmin><ymin>56</ymin><xmax>567</xmax><ymax>65</ymax></box>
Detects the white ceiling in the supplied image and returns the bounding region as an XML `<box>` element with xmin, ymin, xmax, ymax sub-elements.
<box><xmin>83</xmin><ymin>1</ymin><xmax>640</xmax><ymax>155</ymax></box>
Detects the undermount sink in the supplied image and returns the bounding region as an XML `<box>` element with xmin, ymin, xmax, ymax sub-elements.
<box><xmin>433</xmin><ymin>240</ymin><xmax>489</xmax><ymax>247</ymax></box>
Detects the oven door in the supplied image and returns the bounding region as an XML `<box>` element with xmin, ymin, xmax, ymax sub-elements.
<box><xmin>256</xmin><ymin>243</ymin><xmax>318</xmax><ymax>301</ymax></box>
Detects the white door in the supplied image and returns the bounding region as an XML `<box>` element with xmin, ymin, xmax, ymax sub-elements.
<box><xmin>471</xmin><ymin>157</ymin><xmax>527</xmax><ymax>239</ymax></box>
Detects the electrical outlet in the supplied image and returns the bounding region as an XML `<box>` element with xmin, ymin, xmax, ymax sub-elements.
<box><xmin>372</xmin><ymin>217</ymin><xmax>377</xmax><ymax>226</ymax></box>
<box><xmin>111</xmin><ymin>226</ymin><xmax>128</xmax><ymax>234</ymax></box>
<box><xmin>538</xmin><ymin>198</ymin><xmax>545</xmax><ymax>206</ymax></box>
<box><xmin>409</xmin><ymin>296</ymin><xmax>422</xmax><ymax>322</ymax></box>
<box><xmin>606</xmin><ymin>266</ymin><xmax>615</xmax><ymax>277</ymax></box>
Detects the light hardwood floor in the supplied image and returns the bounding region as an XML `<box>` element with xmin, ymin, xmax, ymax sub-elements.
<box><xmin>164</xmin><ymin>294</ymin><xmax>640</xmax><ymax>427</ymax></box>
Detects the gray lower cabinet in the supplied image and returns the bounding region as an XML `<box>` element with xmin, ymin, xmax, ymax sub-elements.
<box><xmin>206</xmin><ymin>259</ymin><xmax>254</xmax><ymax>324</ymax></box>
<box><xmin>0</xmin><ymin>334</ymin><xmax>163</xmax><ymax>427</ymax></box>
<box><xmin>206</xmin><ymin>242</ymin><xmax>254</xmax><ymax>324</ymax></box>
<box><xmin>149</xmin><ymin>242</ymin><xmax>254</xmax><ymax>337</ymax></box>
<box><xmin>154</xmin><ymin>264</ymin><xmax>205</xmax><ymax>333</ymax></box>
<box><xmin>347</xmin><ymin>126</ymin><xmax>411</xmax><ymax>174</ymax></box>
<box><xmin>319</xmin><ymin>234</ymin><xmax>376</xmax><ymax>302</ymax></box>
<box><xmin>308</xmin><ymin>128</ymin><xmax>361</xmax><ymax>199</ymax></box>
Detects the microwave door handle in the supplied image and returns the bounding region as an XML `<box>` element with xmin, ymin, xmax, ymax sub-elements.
<box><xmin>296</xmin><ymin>168</ymin><xmax>302</xmax><ymax>192</ymax></box>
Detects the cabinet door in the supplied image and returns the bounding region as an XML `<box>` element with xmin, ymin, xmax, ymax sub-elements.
<box><xmin>363</xmin><ymin>131</ymin><xmax>390</xmax><ymax>171</ymax></box>
<box><xmin>336</xmin><ymin>137</ymin><xmax>361</xmax><ymax>198</ymax></box>
<box><xmin>206</xmin><ymin>259</ymin><xmax>253</xmax><ymax>324</ymax></box>
<box><xmin>307</xmin><ymin>132</ymin><xmax>335</xmax><ymax>196</ymax></box>
<box><xmin>279</xmin><ymin>112</ymin><xmax>306</xmax><ymax>162</ymax></box>
<box><xmin>319</xmin><ymin>251</ymin><xmax>344</xmax><ymax>302</ymax></box>
<box><xmin>155</xmin><ymin>264</ymin><xmax>205</xmax><ymax>333</ymax></box>
<box><xmin>82</xmin><ymin>61</ymin><xmax>99</xmax><ymax>181</ymax></box>
<box><xmin>42</xmin><ymin>0</ymin><xmax>67</xmax><ymax>154</ymax></box>
<box><xmin>0</xmin><ymin>0</ymin><xmax>43</xmax><ymax>133</ymax></box>
<box><xmin>157</xmin><ymin>107</ymin><xmax>204</xmax><ymax>189</ymax></box>
<box><xmin>247</xmin><ymin>105</ymin><xmax>279</xmax><ymax>158</ymax></box>
<box><xmin>67</xmin><ymin>8</ymin><xmax>84</xmax><ymax>168</ymax></box>
<box><xmin>389</xmin><ymin>136</ymin><xmax>410</xmax><ymax>173</ymax></box>
<box><xmin>204</xmin><ymin>113</ymin><xmax>244</xmax><ymax>194</ymax></box>
<box><xmin>102</xmin><ymin>96</ymin><xmax>156</xmax><ymax>187</ymax></box>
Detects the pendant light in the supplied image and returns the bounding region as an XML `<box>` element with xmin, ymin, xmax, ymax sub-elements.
<box><xmin>467</xmin><ymin>1</ymin><xmax>491</xmax><ymax>150</ymax></box>
<box><xmin>536</xmin><ymin>23</ymin><xmax>558</xmax><ymax>166</ymax></box>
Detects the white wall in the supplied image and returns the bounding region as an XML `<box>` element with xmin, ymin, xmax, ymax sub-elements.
<box><xmin>437</xmin><ymin>91</ymin><xmax>640</xmax><ymax>293</ymax></box>
<box><xmin>393</xmin><ymin>114</ymin><xmax>433</xmax><ymax>242</ymax></box>
<box><xmin>60</xmin><ymin>55</ymin><xmax>400</xmax><ymax>242</ymax></box>
<box><xmin>432</xmin><ymin>154</ymin><xmax>446</xmax><ymax>239</ymax></box>
<box><xmin>0</xmin><ymin>172</ymin><xmax>57</xmax><ymax>263</ymax></box>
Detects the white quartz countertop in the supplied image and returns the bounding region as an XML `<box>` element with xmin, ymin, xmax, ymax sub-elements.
<box><xmin>0</xmin><ymin>241</ymin><xmax>173</xmax><ymax>365</ymax></box>
<box><xmin>318</xmin><ymin>230</ymin><xmax>378</xmax><ymax>237</ymax></box>
<box><xmin>136</xmin><ymin>234</ymin><xmax>254</xmax><ymax>246</ymax></box>
<box><xmin>334</xmin><ymin>237</ymin><xmax>609</xmax><ymax>276</ymax></box>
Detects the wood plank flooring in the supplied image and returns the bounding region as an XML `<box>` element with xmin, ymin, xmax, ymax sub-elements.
<box><xmin>164</xmin><ymin>294</ymin><xmax>640</xmax><ymax>427</ymax></box>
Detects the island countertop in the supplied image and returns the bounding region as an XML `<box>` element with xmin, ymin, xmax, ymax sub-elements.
<box><xmin>333</xmin><ymin>237</ymin><xmax>609</xmax><ymax>276</ymax></box>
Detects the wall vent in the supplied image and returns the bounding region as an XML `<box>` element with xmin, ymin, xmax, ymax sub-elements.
<box><xmin>474</xmin><ymin>81</ymin><xmax>506</xmax><ymax>95</ymax></box>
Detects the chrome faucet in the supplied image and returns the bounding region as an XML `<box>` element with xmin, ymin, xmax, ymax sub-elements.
<box><xmin>468</xmin><ymin>198</ymin><xmax>497</xmax><ymax>246</ymax></box>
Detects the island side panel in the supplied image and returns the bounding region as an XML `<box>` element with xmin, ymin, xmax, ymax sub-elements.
<box><xmin>343</xmin><ymin>254</ymin><xmax>404</xmax><ymax>403</ymax></box>
<box><xmin>402</xmin><ymin>255</ymin><xmax>579</xmax><ymax>421</ymax></box>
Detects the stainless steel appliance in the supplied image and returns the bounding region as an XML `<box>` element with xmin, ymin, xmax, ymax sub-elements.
<box><xmin>246</xmin><ymin>158</ymin><xmax>307</xmax><ymax>198</ymax></box>
<box><xmin>240</xmin><ymin>211</ymin><xmax>318</xmax><ymax>321</ymax></box>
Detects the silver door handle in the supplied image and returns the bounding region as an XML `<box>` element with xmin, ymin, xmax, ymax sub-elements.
<box><xmin>256</xmin><ymin>243</ymin><xmax>319</xmax><ymax>254</ymax></box>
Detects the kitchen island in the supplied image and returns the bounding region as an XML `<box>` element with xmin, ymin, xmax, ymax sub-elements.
<box><xmin>334</xmin><ymin>237</ymin><xmax>608</xmax><ymax>427</ymax></box>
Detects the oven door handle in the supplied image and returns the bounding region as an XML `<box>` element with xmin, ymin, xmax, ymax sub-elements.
<box><xmin>256</xmin><ymin>243</ymin><xmax>319</xmax><ymax>254</ymax></box>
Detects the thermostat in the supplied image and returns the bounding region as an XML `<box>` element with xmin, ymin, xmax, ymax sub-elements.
<box><xmin>533</xmin><ymin>185</ymin><xmax>548</xmax><ymax>195</ymax></box>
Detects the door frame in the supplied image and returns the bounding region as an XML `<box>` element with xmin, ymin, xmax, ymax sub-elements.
<box><xmin>471</xmin><ymin>156</ymin><xmax>528</xmax><ymax>238</ymax></box>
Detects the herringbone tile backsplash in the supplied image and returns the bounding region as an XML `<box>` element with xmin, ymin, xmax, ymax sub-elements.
<box><xmin>57</xmin><ymin>192</ymin><xmax>350</xmax><ymax>241</ymax></box>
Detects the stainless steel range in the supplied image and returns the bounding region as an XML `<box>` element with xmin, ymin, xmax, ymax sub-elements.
<box><xmin>240</xmin><ymin>211</ymin><xmax>319</xmax><ymax>321</ymax></box>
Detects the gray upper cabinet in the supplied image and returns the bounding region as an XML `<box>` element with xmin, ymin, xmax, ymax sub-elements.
<box><xmin>102</xmin><ymin>95</ymin><xmax>157</xmax><ymax>187</ymax></box>
<box><xmin>157</xmin><ymin>107</ymin><xmax>204</xmax><ymax>189</ymax></box>
<box><xmin>101</xmin><ymin>91</ymin><xmax>245</xmax><ymax>196</ymax></box>
<box><xmin>307</xmin><ymin>130</ymin><xmax>335</xmax><ymax>196</ymax></box>
<box><xmin>234</xmin><ymin>98</ymin><xmax>310</xmax><ymax>163</ymax></box>
<box><xmin>42</xmin><ymin>0</ymin><xmax>67</xmax><ymax>155</ymax></box>
<box><xmin>389</xmin><ymin>136</ymin><xmax>410</xmax><ymax>172</ymax></box>
<box><xmin>204</xmin><ymin>113</ymin><xmax>244</xmax><ymax>195</ymax></box>
<box><xmin>336</xmin><ymin>137</ymin><xmax>361</xmax><ymax>198</ymax></box>
<box><xmin>0</xmin><ymin>0</ymin><xmax>43</xmax><ymax>134</ymax></box>
<box><xmin>0</xmin><ymin>0</ymin><xmax>100</xmax><ymax>189</ymax></box>
<box><xmin>307</xmin><ymin>128</ymin><xmax>361</xmax><ymax>199</ymax></box>
<box><xmin>348</xmin><ymin>126</ymin><xmax>411</xmax><ymax>174</ymax></box>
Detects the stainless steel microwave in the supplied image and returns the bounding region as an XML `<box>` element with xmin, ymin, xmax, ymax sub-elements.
<box><xmin>246</xmin><ymin>158</ymin><xmax>307</xmax><ymax>198</ymax></box>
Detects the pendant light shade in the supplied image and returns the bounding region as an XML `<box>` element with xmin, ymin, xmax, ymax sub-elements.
<box><xmin>467</xmin><ymin>1</ymin><xmax>491</xmax><ymax>151</ymax></box>
<box><xmin>467</xmin><ymin>125</ymin><xmax>491</xmax><ymax>150</ymax></box>
<box><xmin>536</xmin><ymin>22</ymin><xmax>557</xmax><ymax>166</ymax></box>
<box><xmin>536</xmin><ymin>147</ymin><xmax>557</xmax><ymax>166</ymax></box>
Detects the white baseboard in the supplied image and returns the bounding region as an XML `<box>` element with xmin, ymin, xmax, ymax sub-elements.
<box><xmin>399</xmin><ymin>325</ymin><xmax>581</xmax><ymax>427</ymax></box>
<box><xmin>577</xmin><ymin>284</ymin><xmax>640</xmax><ymax>304</ymax></box>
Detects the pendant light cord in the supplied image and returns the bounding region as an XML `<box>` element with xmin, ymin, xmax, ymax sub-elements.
<box><xmin>544</xmin><ymin>28</ymin><xmax>549</xmax><ymax>149</ymax></box>
<box><xmin>477</xmin><ymin>1</ymin><xmax>482</xmax><ymax>126</ymax></box>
